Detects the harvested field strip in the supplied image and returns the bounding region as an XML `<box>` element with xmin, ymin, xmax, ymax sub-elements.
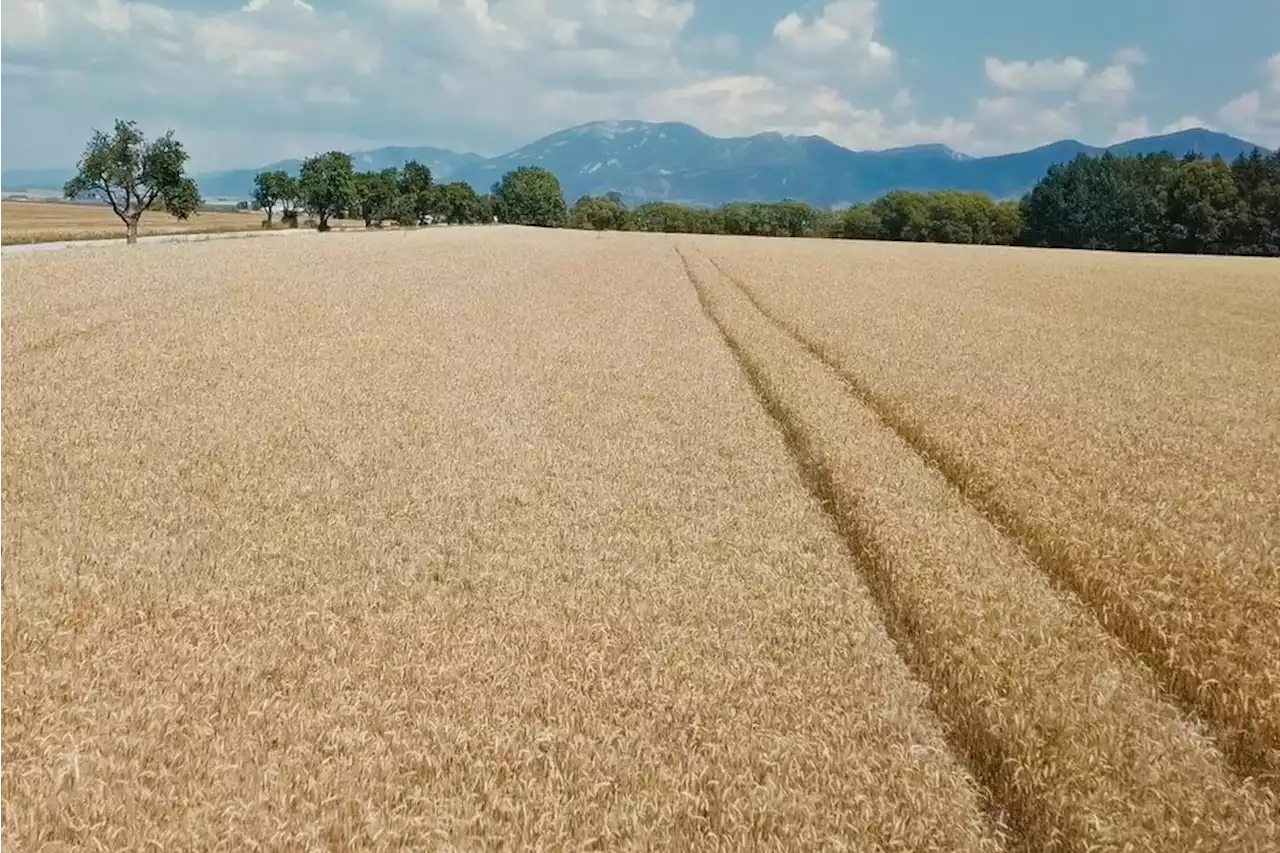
<box><xmin>679</xmin><ymin>244</ymin><xmax>1280</xmax><ymax>852</ymax></box>
<box><xmin>703</xmin><ymin>243</ymin><xmax>1280</xmax><ymax>784</ymax></box>
<box><xmin>2</xmin><ymin>229</ymin><xmax>1008</xmax><ymax>850</ymax></box>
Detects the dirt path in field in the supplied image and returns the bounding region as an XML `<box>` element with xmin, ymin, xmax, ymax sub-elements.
<box><xmin>676</xmin><ymin>242</ymin><xmax>1279</xmax><ymax>852</ymax></box>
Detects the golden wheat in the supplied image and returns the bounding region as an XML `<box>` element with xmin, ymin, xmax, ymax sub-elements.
<box><xmin>2</xmin><ymin>230</ymin><xmax>1005</xmax><ymax>851</ymax></box>
<box><xmin>679</xmin><ymin>242</ymin><xmax>1278</xmax><ymax>852</ymax></box>
<box><xmin>0</xmin><ymin>201</ymin><xmax>268</xmax><ymax>244</ymax></box>
<box><xmin>697</xmin><ymin>237</ymin><xmax>1280</xmax><ymax>780</ymax></box>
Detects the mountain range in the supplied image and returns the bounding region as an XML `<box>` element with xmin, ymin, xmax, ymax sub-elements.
<box><xmin>3</xmin><ymin>121</ymin><xmax>1269</xmax><ymax>209</ymax></box>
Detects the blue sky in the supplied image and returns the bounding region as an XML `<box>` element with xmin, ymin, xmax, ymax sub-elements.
<box><xmin>2</xmin><ymin>0</ymin><xmax>1277</xmax><ymax>170</ymax></box>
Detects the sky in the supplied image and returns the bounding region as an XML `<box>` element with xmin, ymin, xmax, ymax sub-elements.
<box><xmin>2</xmin><ymin>0</ymin><xmax>1278</xmax><ymax>171</ymax></box>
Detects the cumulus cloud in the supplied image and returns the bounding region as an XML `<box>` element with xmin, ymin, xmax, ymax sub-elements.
<box><xmin>985</xmin><ymin>56</ymin><xmax>1089</xmax><ymax>92</ymax></box>
<box><xmin>1219</xmin><ymin>91</ymin><xmax>1264</xmax><ymax>126</ymax></box>
<box><xmin>1213</xmin><ymin>54</ymin><xmax>1280</xmax><ymax>146</ymax></box>
<box><xmin>986</xmin><ymin>49</ymin><xmax>1144</xmax><ymax>108</ymax></box>
<box><xmin>1112</xmin><ymin>46</ymin><xmax>1148</xmax><ymax>66</ymax></box>
<box><xmin>1111</xmin><ymin>116</ymin><xmax>1152</xmax><ymax>142</ymax></box>
<box><xmin>643</xmin><ymin>76</ymin><xmax>976</xmax><ymax>153</ymax></box>
<box><xmin>641</xmin><ymin>76</ymin><xmax>788</xmax><ymax>131</ymax></box>
<box><xmin>1109</xmin><ymin>114</ymin><xmax>1212</xmax><ymax>146</ymax></box>
<box><xmin>1080</xmin><ymin>63</ymin><xmax>1137</xmax><ymax>106</ymax></box>
<box><xmin>1161</xmin><ymin>115</ymin><xmax>1210</xmax><ymax>133</ymax></box>
<box><xmin>771</xmin><ymin>1</ymin><xmax>893</xmax><ymax>75</ymax></box>
<box><xmin>975</xmin><ymin>96</ymin><xmax>1078</xmax><ymax>141</ymax></box>
<box><xmin>0</xmin><ymin>0</ymin><xmax>1249</xmax><ymax>172</ymax></box>
<box><xmin>969</xmin><ymin>47</ymin><xmax>1152</xmax><ymax>151</ymax></box>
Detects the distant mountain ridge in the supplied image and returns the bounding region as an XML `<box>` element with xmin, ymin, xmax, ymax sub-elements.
<box><xmin>3</xmin><ymin>122</ymin><xmax>1269</xmax><ymax>208</ymax></box>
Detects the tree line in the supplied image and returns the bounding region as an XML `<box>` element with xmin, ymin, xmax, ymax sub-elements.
<box><xmin>63</xmin><ymin>118</ymin><xmax>1279</xmax><ymax>255</ymax></box>
<box><xmin>555</xmin><ymin>151</ymin><xmax>1280</xmax><ymax>256</ymax></box>
<box><xmin>249</xmin><ymin>155</ymin><xmax>495</xmax><ymax>230</ymax></box>
<box><xmin>558</xmin><ymin>190</ymin><xmax>1025</xmax><ymax>244</ymax></box>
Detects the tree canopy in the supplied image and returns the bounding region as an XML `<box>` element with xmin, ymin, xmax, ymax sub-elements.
<box><xmin>433</xmin><ymin>181</ymin><xmax>486</xmax><ymax>224</ymax></box>
<box><xmin>396</xmin><ymin>161</ymin><xmax>435</xmax><ymax>225</ymax></box>
<box><xmin>492</xmin><ymin>166</ymin><xmax>567</xmax><ymax>227</ymax></box>
<box><xmin>251</xmin><ymin>170</ymin><xmax>299</xmax><ymax>225</ymax></box>
<box><xmin>568</xmin><ymin>194</ymin><xmax>630</xmax><ymax>231</ymax></box>
<box><xmin>1020</xmin><ymin>149</ymin><xmax>1280</xmax><ymax>255</ymax></box>
<box><xmin>298</xmin><ymin>151</ymin><xmax>356</xmax><ymax>231</ymax></box>
<box><xmin>64</xmin><ymin>119</ymin><xmax>201</xmax><ymax>244</ymax></box>
<box><xmin>352</xmin><ymin>168</ymin><xmax>401</xmax><ymax>228</ymax></box>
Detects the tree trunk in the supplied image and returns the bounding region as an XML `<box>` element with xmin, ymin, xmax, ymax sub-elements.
<box><xmin>126</xmin><ymin>217</ymin><xmax>140</xmax><ymax>245</ymax></box>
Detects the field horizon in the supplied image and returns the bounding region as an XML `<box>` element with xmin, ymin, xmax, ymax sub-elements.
<box><xmin>3</xmin><ymin>229</ymin><xmax>1277</xmax><ymax>850</ymax></box>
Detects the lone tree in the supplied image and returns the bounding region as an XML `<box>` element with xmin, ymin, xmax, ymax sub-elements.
<box><xmin>252</xmin><ymin>170</ymin><xmax>295</xmax><ymax>225</ymax></box>
<box><xmin>492</xmin><ymin>166</ymin><xmax>566</xmax><ymax>227</ymax></box>
<box><xmin>64</xmin><ymin>119</ymin><xmax>200</xmax><ymax>245</ymax></box>
<box><xmin>298</xmin><ymin>151</ymin><xmax>355</xmax><ymax>231</ymax></box>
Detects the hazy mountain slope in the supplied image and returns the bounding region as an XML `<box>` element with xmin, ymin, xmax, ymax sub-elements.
<box><xmin>4</xmin><ymin>121</ymin><xmax>1268</xmax><ymax>207</ymax></box>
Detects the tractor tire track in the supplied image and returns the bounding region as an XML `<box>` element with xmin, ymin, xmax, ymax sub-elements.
<box><xmin>678</xmin><ymin>244</ymin><xmax>1279</xmax><ymax>853</ymax></box>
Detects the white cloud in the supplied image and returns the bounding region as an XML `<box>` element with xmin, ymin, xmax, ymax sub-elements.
<box><xmin>772</xmin><ymin>1</ymin><xmax>893</xmax><ymax>74</ymax></box>
<box><xmin>973</xmin><ymin>47</ymin><xmax>1148</xmax><ymax>149</ymax></box>
<box><xmin>1213</xmin><ymin>54</ymin><xmax>1280</xmax><ymax>145</ymax></box>
<box><xmin>641</xmin><ymin>76</ymin><xmax>788</xmax><ymax>132</ymax></box>
<box><xmin>1112</xmin><ymin>46</ymin><xmax>1148</xmax><ymax>66</ymax></box>
<box><xmin>643</xmin><ymin>76</ymin><xmax>976</xmax><ymax>153</ymax></box>
<box><xmin>1218</xmin><ymin>91</ymin><xmax>1264</xmax><ymax>127</ymax></box>
<box><xmin>0</xmin><ymin>1</ymin><xmax>1245</xmax><ymax>174</ymax></box>
<box><xmin>2</xmin><ymin>0</ymin><xmax>55</xmax><ymax>45</ymax></box>
<box><xmin>1112</xmin><ymin>111</ymin><xmax>1214</xmax><ymax>144</ymax></box>
<box><xmin>1111</xmin><ymin>116</ymin><xmax>1152</xmax><ymax>142</ymax></box>
<box><xmin>1080</xmin><ymin>63</ymin><xmax>1137</xmax><ymax>106</ymax></box>
<box><xmin>303</xmin><ymin>84</ymin><xmax>355</xmax><ymax>105</ymax></box>
<box><xmin>243</xmin><ymin>0</ymin><xmax>314</xmax><ymax>12</ymax></box>
<box><xmin>1161</xmin><ymin>115</ymin><xmax>1210</xmax><ymax>133</ymax></box>
<box><xmin>985</xmin><ymin>56</ymin><xmax>1088</xmax><ymax>92</ymax></box>
<box><xmin>973</xmin><ymin>96</ymin><xmax>1079</xmax><ymax>147</ymax></box>
<box><xmin>985</xmin><ymin>50</ymin><xmax>1143</xmax><ymax>108</ymax></box>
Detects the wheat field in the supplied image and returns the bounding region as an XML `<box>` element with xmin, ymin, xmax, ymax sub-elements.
<box><xmin>1</xmin><ymin>201</ymin><xmax>267</xmax><ymax>245</ymax></box>
<box><xmin>2</xmin><ymin>228</ymin><xmax>1277</xmax><ymax>851</ymax></box>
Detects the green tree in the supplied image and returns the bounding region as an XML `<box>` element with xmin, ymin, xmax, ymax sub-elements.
<box><xmin>1166</xmin><ymin>158</ymin><xmax>1238</xmax><ymax>254</ymax></box>
<box><xmin>434</xmin><ymin>181</ymin><xmax>485</xmax><ymax>224</ymax></box>
<box><xmin>277</xmin><ymin>175</ymin><xmax>301</xmax><ymax>226</ymax></box>
<box><xmin>1021</xmin><ymin>152</ymin><xmax>1176</xmax><ymax>252</ymax></box>
<box><xmin>872</xmin><ymin>191</ymin><xmax>932</xmax><ymax>241</ymax></box>
<box><xmin>834</xmin><ymin>205</ymin><xmax>884</xmax><ymax>240</ymax></box>
<box><xmin>1227</xmin><ymin>149</ymin><xmax>1280</xmax><ymax>255</ymax></box>
<box><xmin>991</xmin><ymin>201</ymin><xmax>1024</xmax><ymax>245</ymax></box>
<box><xmin>252</xmin><ymin>170</ymin><xmax>293</xmax><ymax>225</ymax></box>
<box><xmin>633</xmin><ymin>202</ymin><xmax>698</xmax><ymax>233</ymax></box>
<box><xmin>298</xmin><ymin>151</ymin><xmax>355</xmax><ymax>231</ymax></box>
<box><xmin>721</xmin><ymin>202</ymin><xmax>777</xmax><ymax>236</ymax></box>
<box><xmin>352</xmin><ymin>168</ymin><xmax>401</xmax><ymax>228</ymax></box>
<box><xmin>396</xmin><ymin>161</ymin><xmax>434</xmax><ymax>225</ymax></box>
<box><xmin>569</xmin><ymin>194</ymin><xmax>631</xmax><ymax>231</ymax></box>
<box><xmin>774</xmin><ymin>199</ymin><xmax>823</xmax><ymax>237</ymax></box>
<box><xmin>492</xmin><ymin>166</ymin><xmax>567</xmax><ymax>227</ymax></box>
<box><xmin>63</xmin><ymin>118</ymin><xmax>200</xmax><ymax>245</ymax></box>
